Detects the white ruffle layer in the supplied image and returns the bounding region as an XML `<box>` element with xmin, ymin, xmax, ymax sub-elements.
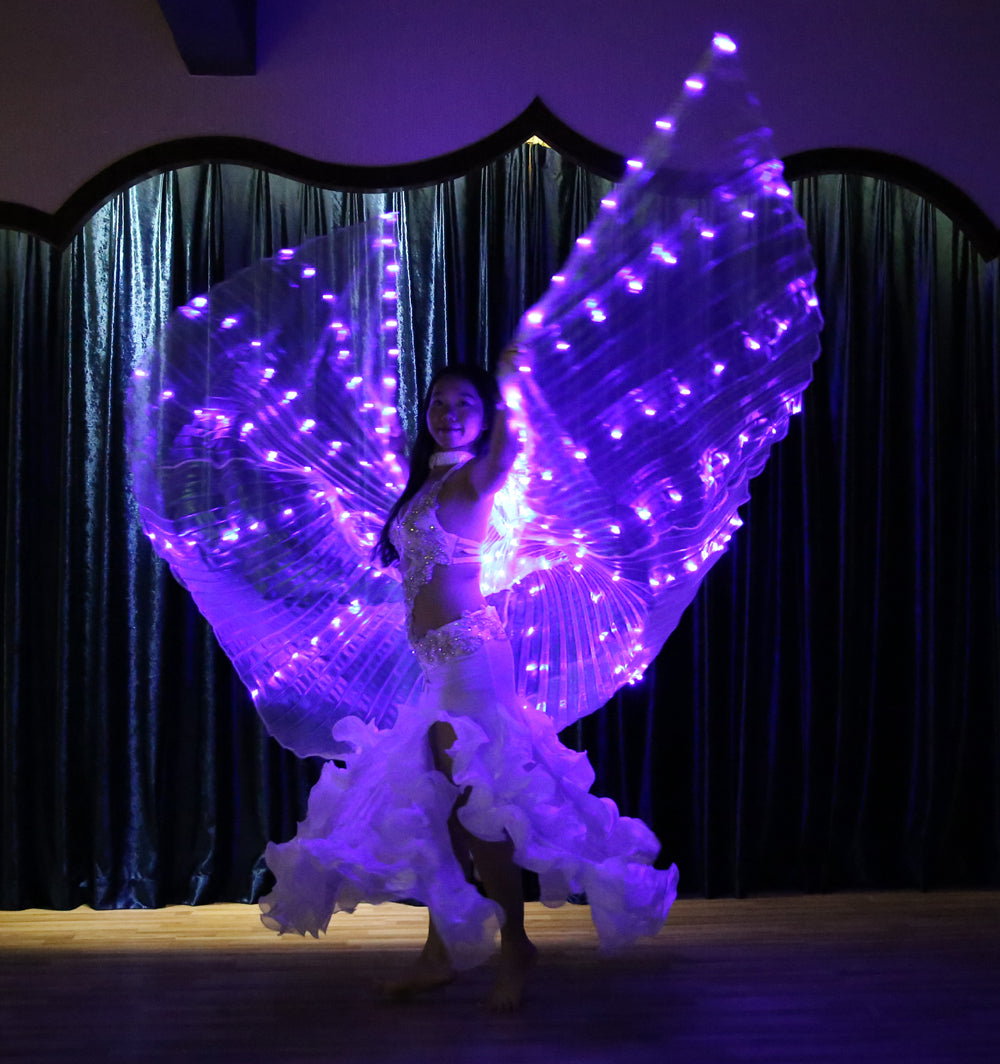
<box><xmin>260</xmin><ymin>638</ymin><xmax>679</xmax><ymax>967</ymax></box>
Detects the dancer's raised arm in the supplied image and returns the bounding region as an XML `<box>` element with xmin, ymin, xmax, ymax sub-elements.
<box><xmin>467</xmin><ymin>344</ymin><xmax>523</xmax><ymax>498</ymax></box>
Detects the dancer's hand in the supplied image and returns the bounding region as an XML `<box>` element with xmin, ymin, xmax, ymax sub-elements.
<box><xmin>497</xmin><ymin>341</ymin><xmax>530</xmax><ymax>383</ymax></box>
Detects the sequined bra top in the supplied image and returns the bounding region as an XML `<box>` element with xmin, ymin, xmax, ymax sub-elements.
<box><xmin>390</xmin><ymin>462</ymin><xmax>484</xmax><ymax>617</ymax></box>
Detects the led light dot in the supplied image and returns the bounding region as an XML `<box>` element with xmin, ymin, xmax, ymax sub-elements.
<box><xmin>651</xmin><ymin>243</ymin><xmax>678</xmax><ymax>265</ymax></box>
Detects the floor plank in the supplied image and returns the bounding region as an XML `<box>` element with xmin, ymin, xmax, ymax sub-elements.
<box><xmin>1</xmin><ymin>892</ymin><xmax>997</xmax><ymax>1063</ymax></box>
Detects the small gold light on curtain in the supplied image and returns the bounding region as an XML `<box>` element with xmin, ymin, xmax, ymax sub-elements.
<box><xmin>525</xmin><ymin>136</ymin><xmax>550</xmax><ymax>148</ymax></box>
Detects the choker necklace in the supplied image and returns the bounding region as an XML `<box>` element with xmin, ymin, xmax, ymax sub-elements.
<box><xmin>429</xmin><ymin>450</ymin><xmax>475</xmax><ymax>468</ymax></box>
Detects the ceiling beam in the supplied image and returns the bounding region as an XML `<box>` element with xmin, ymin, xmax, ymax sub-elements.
<box><xmin>157</xmin><ymin>0</ymin><xmax>257</xmax><ymax>75</ymax></box>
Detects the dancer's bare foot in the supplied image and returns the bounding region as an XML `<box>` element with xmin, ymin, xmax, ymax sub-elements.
<box><xmin>486</xmin><ymin>938</ymin><xmax>537</xmax><ymax>1012</ymax></box>
<box><xmin>379</xmin><ymin>954</ymin><xmax>457</xmax><ymax>1001</ymax></box>
<box><xmin>379</xmin><ymin>925</ymin><xmax>456</xmax><ymax>1002</ymax></box>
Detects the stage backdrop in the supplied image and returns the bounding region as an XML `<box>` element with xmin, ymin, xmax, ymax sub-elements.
<box><xmin>1</xmin><ymin>146</ymin><xmax>998</xmax><ymax>909</ymax></box>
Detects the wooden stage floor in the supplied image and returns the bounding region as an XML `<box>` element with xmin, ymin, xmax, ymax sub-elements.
<box><xmin>1</xmin><ymin>892</ymin><xmax>997</xmax><ymax>1063</ymax></box>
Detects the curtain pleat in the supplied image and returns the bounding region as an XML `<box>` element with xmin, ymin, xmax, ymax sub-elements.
<box><xmin>1</xmin><ymin>158</ymin><xmax>997</xmax><ymax>909</ymax></box>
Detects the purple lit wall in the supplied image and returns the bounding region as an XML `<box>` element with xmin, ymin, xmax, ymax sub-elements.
<box><xmin>1</xmin><ymin>0</ymin><xmax>998</xmax><ymax>227</ymax></box>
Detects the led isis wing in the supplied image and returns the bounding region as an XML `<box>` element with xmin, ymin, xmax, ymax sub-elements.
<box><xmin>484</xmin><ymin>35</ymin><xmax>823</xmax><ymax>728</ymax></box>
<box><xmin>127</xmin><ymin>34</ymin><xmax>822</xmax><ymax>754</ymax></box>
<box><xmin>127</xmin><ymin>216</ymin><xmax>419</xmax><ymax>758</ymax></box>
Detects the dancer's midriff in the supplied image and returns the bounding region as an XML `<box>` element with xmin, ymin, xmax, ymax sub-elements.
<box><xmin>408</xmin><ymin>563</ymin><xmax>485</xmax><ymax>641</ymax></box>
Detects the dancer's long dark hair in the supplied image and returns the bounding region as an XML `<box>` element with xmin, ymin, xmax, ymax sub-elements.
<box><xmin>375</xmin><ymin>363</ymin><xmax>502</xmax><ymax>566</ymax></box>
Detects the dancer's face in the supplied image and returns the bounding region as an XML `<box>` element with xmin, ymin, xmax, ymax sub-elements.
<box><xmin>426</xmin><ymin>376</ymin><xmax>485</xmax><ymax>452</ymax></box>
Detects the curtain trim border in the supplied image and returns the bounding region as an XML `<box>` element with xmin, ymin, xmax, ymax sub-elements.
<box><xmin>1</xmin><ymin>103</ymin><xmax>996</xmax><ymax>259</ymax></box>
<box><xmin>0</xmin><ymin>99</ymin><xmax>624</xmax><ymax>250</ymax></box>
<box><xmin>784</xmin><ymin>147</ymin><xmax>998</xmax><ymax>259</ymax></box>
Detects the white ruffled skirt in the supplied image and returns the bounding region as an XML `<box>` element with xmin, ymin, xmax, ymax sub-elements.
<box><xmin>259</xmin><ymin>630</ymin><xmax>679</xmax><ymax>967</ymax></box>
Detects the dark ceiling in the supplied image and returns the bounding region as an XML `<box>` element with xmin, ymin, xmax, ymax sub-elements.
<box><xmin>157</xmin><ymin>0</ymin><xmax>256</xmax><ymax>75</ymax></box>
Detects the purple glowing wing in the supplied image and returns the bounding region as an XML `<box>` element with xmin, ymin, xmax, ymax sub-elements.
<box><xmin>488</xmin><ymin>36</ymin><xmax>823</xmax><ymax>728</ymax></box>
<box><xmin>127</xmin><ymin>216</ymin><xmax>418</xmax><ymax>758</ymax></box>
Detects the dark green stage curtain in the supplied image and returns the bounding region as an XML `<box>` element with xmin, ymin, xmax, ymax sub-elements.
<box><xmin>619</xmin><ymin>176</ymin><xmax>1000</xmax><ymax>895</ymax></box>
<box><xmin>1</xmin><ymin>154</ymin><xmax>997</xmax><ymax>910</ymax></box>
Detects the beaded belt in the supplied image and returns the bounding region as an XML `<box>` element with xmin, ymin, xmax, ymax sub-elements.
<box><xmin>410</xmin><ymin>606</ymin><xmax>508</xmax><ymax>670</ymax></box>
